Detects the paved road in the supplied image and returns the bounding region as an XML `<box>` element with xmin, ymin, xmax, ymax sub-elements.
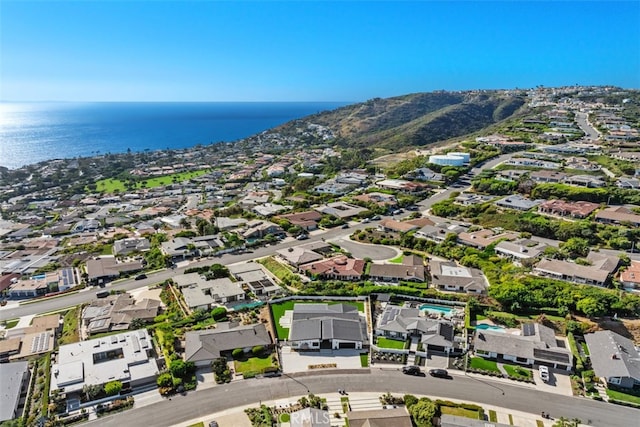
<box><xmin>575</xmin><ymin>112</ymin><xmax>600</xmax><ymax>141</ymax></box>
<box><xmin>84</xmin><ymin>370</ymin><xmax>637</xmax><ymax>427</ymax></box>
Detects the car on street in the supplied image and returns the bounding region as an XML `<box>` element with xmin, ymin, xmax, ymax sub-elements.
<box><xmin>134</xmin><ymin>274</ymin><xmax>147</xmax><ymax>280</ymax></box>
<box><xmin>402</xmin><ymin>365</ymin><xmax>421</xmax><ymax>376</ymax></box>
<box><xmin>341</xmin><ymin>223</ymin><xmax>350</xmax><ymax>229</ymax></box>
<box><xmin>296</xmin><ymin>234</ymin><xmax>309</xmax><ymax>240</ymax></box>
<box><xmin>428</xmin><ymin>368</ymin><xmax>449</xmax><ymax>378</ymax></box>
<box><xmin>96</xmin><ymin>290</ymin><xmax>109</xmax><ymax>298</ymax></box>
<box><xmin>539</xmin><ymin>365</ymin><xmax>550</xmax><ymax>382</ymax></box>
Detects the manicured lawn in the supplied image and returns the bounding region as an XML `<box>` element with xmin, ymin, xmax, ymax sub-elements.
<box><xmin>440</xmin><ymin>406</ymin><xmax>482</xmax><ymax>419</ymax></box>
<box><xmin>4</xmin><ymin>319</ymin><xmax>19</xmax><ymax>329</ymax></box>
<box><xmin>58</xmin><ymin>307</ymin><xmax>80</xmax><ymax>345</ymax></box>
<box><xmin>606</xmin><ymin>389</ymin><xmax>640</xmax><ymax>405</ymax></box>
<box><xmin>187</xmin><ymin>423</ymin><xmax>204</xmax><ymax>427</ymax></box>
<box><xmin>234</xmin><ymin>355</ymin><xmax>275</xmax><ymax>375</ymax></box>
<box><xmin>360</xmin><ymin>353</ymin><xmax>369</xmax><ymax>367</ymax></box>
<box><xmin>93</xmin><ymin>169</ymin><xmax>210</xmax><ymax>193</ymax></box>
<box><xmin>469</xmin><ymin>357</ymin><xmax>500</xmax><ymax>372</ymax></box>
<box><xmin>388</xmin><ymin>254</ymin><xmax>404</xmax><ymax>264</ymax></box>
<box><xmin>376</xmin><ymin>337</ymin><xmax>407</xmax><ymax>349</ymax></box>
<box><xmin>503</xmin><ymin>364</ymin><xmax>532</xmax><ymax>380</ymax></box>
<box><xmin>258</xmin><ymin>257</ymin><xmax>297</xmax><ymax>283</ymax></box>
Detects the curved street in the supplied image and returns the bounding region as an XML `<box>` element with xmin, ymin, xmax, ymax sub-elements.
<box><xmin>83</xmin><ymin>370</ymin><xmax>637</xmax><ymax>427</ymax></box>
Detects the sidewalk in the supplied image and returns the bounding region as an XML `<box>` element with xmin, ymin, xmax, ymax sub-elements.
<box><xmin>173</xmin><ymin>391</ymin><xmax>563</xmax><ymax>427</ymax></box>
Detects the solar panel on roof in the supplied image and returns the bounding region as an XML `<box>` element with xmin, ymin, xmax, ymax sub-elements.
<box><xmin>533</xmin><ymin>348</ymin><xmax>570</xmax><ymax>363</ymax></box>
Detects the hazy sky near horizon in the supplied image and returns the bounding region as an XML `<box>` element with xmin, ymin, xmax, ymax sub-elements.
<box><xmin>2</xmin><ymin>1</ymin><xmax>639</xmax><ymax>102</ymax></box>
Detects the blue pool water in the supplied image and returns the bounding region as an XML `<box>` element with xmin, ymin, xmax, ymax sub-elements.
<box><xmin>31</xmin><ymin>274</ymin><xmax>46</xmax><ymax>280</ymax></box>
<box><xmin>476</xmin><ymin>324</ymin><xmax>506</xmax><ymax>332</ymax></box>
<box><xmin>419</xmin><ymin>304</ymin><xmax>454</xmax><ymax>315</ymax></box>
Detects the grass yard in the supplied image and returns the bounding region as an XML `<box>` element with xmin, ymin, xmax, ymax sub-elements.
<box><xmin>469</xmin><ymin>357</ymin><xmax>500</xmax><ymax>373</ymax></box>
<box><xmin>440</xmin><ymin>406</ymin><xmax>482</xmax><ymax>419</ymax></box>
<box><xmin>234</xmin><ymin>355</ymin><xmax>275</xmax><ymax>375</ymax></box>
<box><xmin>186</xmin><ymin>423</ymin><xmax>204</xmax><ymax>427</ymax></box>
<box><xmin>93</xmin><ymin>169</ymin><xmax>210</xmax><ymax>193</ymax></box>
<box><xmin>503</xmin><ymin>364</ymin><xmax>532</xmax><ymax>380</ymax></box>
<box><xmin>388</xmin><ymin>254</ymin><xmax>404</xmax><ymax>264</ymax></box>
<box><xmin>58</xmin><ymin>307</ymin><xmax>80</xmax><ymax>345</ymax></box>
<box><xmin>376</xmin><ymin>337</ymin><xmax>407</xmax><ymax>349</ymax></box>
<box><xmin>360</xmin><ymin>353</ymin><xmax>369</xmax><ymax>367</ymax></box>
<box><xmin>606</xmin><ymin>389</ymin><xmax>640</xmax><ymax>405</ymax></box>
<box><xmin>258</xmin><ymin>257</ymin><xmax>296</xmax><ymax>282</ymax></box>
<box><xmin>3</xmin><ymin>319</ymin><xmax>19</xmax><ymax>329</ymax></box>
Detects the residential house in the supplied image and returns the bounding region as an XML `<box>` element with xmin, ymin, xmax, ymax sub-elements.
<box><xmin>494</xmin><ymin>195</ymin><xmax>544</xmax><ymax>211</ymax></box>
<box><xmin>302</xmin><ymin>256</ymin><xmax>365</xmax><ymax>281</ymax></box>
<box><xmin>51</xmin><ymin>329</ymin><xmax>159</xmax><ymax>405</ymax></box>
<box><xmin>369</xmin><ymin>255</ymin><xmax>426</xmax><ymax>283</ymax></box>
<box><xmin>595</xmin><ymin>206</ymin><xmax>640</xmax><ymax>227</ymax></box>
<box><xmin>253</xmin><ymin>203</ymin><xmax>291</xmax><ymax>217</ymax></box>
<box><xmin>113</xmin><ymin>237</ymin><xmax>151</xmax><ymax>256</ymax></box>
<box><xmin>227</xmin><ymin>263</ymin><xmax>282</xmax><ymax>298</ymax></box>
<box><xmin>429</xmin><ymin>261</ymin><xmax>488</xmax><ymax>294</ymax></box>
<box><xmin>564</xmin><ymin>175</ymin><xmax>606</xmax><ymax>188</ymax></box>
<box><xmin>457</xmin><ymin>229</ymin><xmax>518</xmax><ymax>250</ymax></box>
<box><xmin>346</xmin><ymin>408</ymin><xmax>412</xmax><ymax>427</ymax></box>
<box><xmin>288</xmin><ymin>303</ymin><xmax>367</xmax><ymax>350</ymax></box>
<box><xmin>242</xmin><ymin>220</ymin><xmax>285</xmax><ymax>240</ymax></box>
<box><xmin>276</xmin><ymin>246</ymin><xmax>324</xmax><ymax>268</ymax></box>
<box><xmin>313</xmin><ymin>179</ymin><xmax>354</xmax><ymax>195</ymax></box>
<box><xmin>375</xmin><ymin>305</ymin><xmax>457</xmax><ymax>354</ymax></box>
<box><xmin>474</xmin><ymin>323</ymin><xmax>573</xmax><ymax>370</ymax></box>
<box><xmin>275</xmin><ymin>210</ymin><xmax>323</xmax><ymax>231</ymax></box>
<box><xmin>407</xmin><ymin>167</ymin><xmax>444</xmax><ymax>182</ymax></box>
<box><xmin>82</xmin><ymin>293</ymin><xmax>161</xmax><ymax>335</ymax></box>
<box><xmin>0</xmin><ymin>361</ymin><xmax>29</xmax><ymax>422</ymax></box>
<box><xmin>175</xmin><ymin>274</ymin><xmax>246</xmax><ymax>310</ymax></box>
<box><xmin>530</xmin><ymin>170</ymin><xmax>569</xmax><ymax>184</ymax></box>
<box><xmin>620</xmin><ymin>261</ymin><xmax>640</xmax><ymax>290</ymax></box>
<box><xmin>584</xmin><ymin>330</ymin><xmax>640</xmax><ymax>390</ymax></box>
<box><xmin>85</xmin><ymin>258</ymin><xmax>143</xmax><ymax>284</ymax></box>
<box><xmin>315</xmin><ymin>202</ymin><xmax>368</xmax><ymax>219</ymax></box>
<box><xmin>454</xmin><ymin>193</ymin><xmax>495</xmax><ymax>206</ymax></box>
<box><xmin>415</xmin><ymin>222</ymin><xmax>467</xmax><ymax>243</ymax></box>
<box><xmin>161</xmin><ymin>237</ymin><xmax>200</xmax><ymax>261</ymax></box>
<box><xmin>353</xmin><ymin>192</ymin><xmax>398</xmax><ymax>207</ymax></box>
<box><xmin>494</xmin><ymin>239</ymin><xmax>547</xmax><ymax>261</ymax></box>
<box><xmin>538</xmin><ymin>200</ymin><xmax>599</xmax><ymax>219</ymax></box>
<box><xmin>616</xmin><ymin>177</ymin><xmax>640</xmax><ymax>190</ymax></box>
<box><xmin>534</xmin><ymin>251</ymin><xmax>619</xmax><ymax>287</ymax></box>
<box><xmin>184</xmin><ymin>322</ymin><xmax>273</xmax><ymax>367</ymax></box>
<box><xmin>377</xmin><ymin>218</ymin><xmax>420</xmax><ymax>233</ymax></box>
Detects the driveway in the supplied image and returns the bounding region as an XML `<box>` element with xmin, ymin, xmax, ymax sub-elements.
<box><xmin>327</xmin><ymin>237</ymin><xmax>399</xmax><ymax>261</ymax></box>
<box><xmin>280</xmin><ymin>346</ymin><xmax>365</xmax><ymax>373</ymax></box>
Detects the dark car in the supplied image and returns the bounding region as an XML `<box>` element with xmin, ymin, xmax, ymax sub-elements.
<box><xmin>402</xmin><ymin>365</ymin><xmax>421</xmax><ymax>376</ymax></box>
<box><xmin>341</xmin><ymin>223</ymin><xmax>350</xmax><ymax>229</ymax></box>
<box><xmin>134</xmin><ymin>274</ymin><xmax>147</xmax><ymax>280</ymax></box>
<box><xmin>208</xmin><ymin>422</ymin><xmax>219</xmax><ymax>427</ymax></box>
<box><xmin>96</xmin><ymin>290</ymin><xmax>109</xmax><ymax>298</ymax></box>
<box><xmin>429</xmin><ymin>368</ymin><xmax>449</xmax><ymax>378</ymax></box>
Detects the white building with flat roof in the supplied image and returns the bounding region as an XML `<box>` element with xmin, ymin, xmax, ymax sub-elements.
<box><xmin>51</xmin><ymin>329</ymin><xmax>158</xmax><ymax>397</ymax></box>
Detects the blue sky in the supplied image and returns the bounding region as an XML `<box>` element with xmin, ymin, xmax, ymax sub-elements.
<box><xmin>1</xmin><ymin>1</ymin><xmax>639</xmax><ymax>102</ymax></box>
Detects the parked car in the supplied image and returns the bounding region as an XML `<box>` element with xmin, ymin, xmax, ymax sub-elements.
<box><xmin>134</xmin><ymin>274</ymin><xmax>147</xmax><ymax>280</ymax></box>
<box><xmin>371</xmin><ymin>215</ymin><xmax>381</xmax><ymax>220</ymax></box>
<box><xmin>539</xmin><ymin>365</ymin><xmax>550</xmax><ymax>382</ymax></box>
<box><xmin>96</xmin><ymin>290</ymin><xmax>109</xmax><ymax>298</ymax></box>
<box><xmin>402</xmin><ymin>365</ymin><xmax>421</xmax><ymax>376</ymax></box>
<box><xmin>428</xmin><ymin>368</ymin><xmax>449</xmax><ymax>378</ymax></box>
<box><xmin>209</xmin><ymin>421</ymin><xmax>219</xmax><ymax>427</ymax></box>
<box><xmin>341</xmin><ymin>223</ymin><xmax>350</xmax><ymax>229</ymax></box>
<box><xmin>296</xmin><ymin>234</ymin><xmax>309</xmax><ymax>240</ymax></box>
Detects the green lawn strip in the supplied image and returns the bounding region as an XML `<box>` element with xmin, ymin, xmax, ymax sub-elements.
<box><xmin>3</xmin><ymin>319</ymin><xmax>19</xmax><ymax>329</ymax></box>
<box><xmin>440</xmin><ymin>406</ymin><xmax>481</xmax><ymax>419</ymax></box>
<box><xmin>41</xmin><ymin>352</ymin><xmax>51</xmax><ymax>417</ymax></box>
<box><xmin>258</xmin><ymin>257</ymin><xmax>296</xmax><ymax>282</ymax></box>
<box><xmin>376</xmin><ymin>337</ymin><xmax>406</xmax><ymax>349</ymax></box>
<box><xmin>502</xmin><ymin>364</ymin><xmax>532</xmax><ymax>380</ymax></box>
<box><xmin>489</xmin><ymin>410</ymin><xmax>497</xmax><ymax>422</ymax></box>
<box><xmin>94</xmin><ymin>170</ymin><xmax>209</xmax><ymax>193</ymax></box>
<box><xmin>508</xmin><ymin>414</ymin><xmax>514</xmax><ymax>425</ymax></box>
<box><xmin>360</xmin><ymin>353</ymin><xmax>369</xmax><ymax>367</ymax></box>
<box><xmin>581</xmin><ymin>342</ymin><xmax>590</xmax><ymax>356</ymax></box>
<box><xmin>100</xmin><ymin>244</ymin><xmax>113</xmax><ymax>255</ymax></box>
<box><xmin>388</xmin><ymin>254</ymin><xmax>403</xmax><ymax>264</ymax></box>
<box><xmin>606</xmin><ymin>389</ymin><xmax>640</xmax><ymax>405</ymax></box>
<box><xmin>341</xmin><ymin>396</ymin><xmax>350</xmax><ymax>413</ymax></box>
<box><xmin>536</xmin><ymin>421</ymin><xmax>544</xmax><ymax>427</ymax></box>
<box><xmin>58</xmin><ymin>307</ymin><xmax>80</xmax><ymax>346</ymax></box>
<box><xmin>187</xmin><ymin>422</ymin><xmax>204</xmax><ymax>427</ymax></box>
<box><xmin>233</xmin><ymin>355</ymin><xmax>275</xmax><ymax>375</ymax></box>
<box><xmin>469</xmin><ymin>357</ymin><xmax>500</xmax><ymax>373</ymax></box>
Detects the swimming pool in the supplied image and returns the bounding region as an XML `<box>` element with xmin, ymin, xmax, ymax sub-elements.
<box><xmin>476</xmin><ymin>323</ymin><xmax>506</xmax><ymax>333</ymax></box>
<box><xmin>419</xmin><ymin>304</ymin><xmax>454</xmax><ymax>315</ymax></box>
<box><xmin>31</xmin><ymin>274</ymin><xmax>46</xmax><ymax>280</ymax></box>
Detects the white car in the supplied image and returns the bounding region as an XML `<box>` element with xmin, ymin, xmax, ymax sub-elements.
<box><xmin>539</xmin><ymin>365</ymin><xmax>550</xmax><ymax>382</ymax></box>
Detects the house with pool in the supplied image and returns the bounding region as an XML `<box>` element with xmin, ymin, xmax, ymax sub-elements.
<box><xmin>374</xmin><ymin>303</ymin><xmax>465</xmax><ymax>355</ymax></box>
<box><xmin>473</xmin><ymin>323</ymin><xmax>573</xmax><ymax>371</ymax></box>
<box><xmin>288</xmin><ymin>303</ymin><xmax>368</xmax><ymax>350</ymax></box>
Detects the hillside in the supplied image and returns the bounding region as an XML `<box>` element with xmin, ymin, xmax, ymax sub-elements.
<box><xmin>276</xmin><ymin>90</ymin><xmax>527</xmax><ymax>151</ymax></box>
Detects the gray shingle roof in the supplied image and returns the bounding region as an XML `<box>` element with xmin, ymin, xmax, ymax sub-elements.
<box><xmin>584</xmin><ymin>330</ymin><xmax>640</xmax><ymax>383</ymax></box>
<box><xmin>185</xmin><ymin>322</ymin><xmax>272</xmax><ymax>363</ymax></box>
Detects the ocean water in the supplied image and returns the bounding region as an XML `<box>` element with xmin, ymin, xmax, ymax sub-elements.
<box><xmin>0</xmin><ymin>102</ymin><xmax>347</xmax><ymax>169</ymax></box>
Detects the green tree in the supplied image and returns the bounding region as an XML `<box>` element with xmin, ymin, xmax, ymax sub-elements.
<box><xmin>104</xmin><ymin>380</ymin><xmax>123</xmax><ymax>396</ymax></box>
<box><xmin>409</xmin><ymin>398</ymin><xmax>437</xmax><ymax>427</ymax></box>
<box><xmin>157</xmin><ymin>372</ymin><xmax>173</xmax><ymax>388</ymax></box>
<box><xmin>576</xmin><ymin>297</ymin><xmax>606</xmax><ymax>317</ymax></box>
<box><xmin>83</xmin><ymin>384</ymin><xmax>103</xmax><ymax>401</ymax></box>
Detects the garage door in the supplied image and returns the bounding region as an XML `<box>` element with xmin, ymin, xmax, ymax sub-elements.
<box><xmin>339</xmin><ymin>342</ymin><xmax>356</xmax><ymax>349</ymax></box>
